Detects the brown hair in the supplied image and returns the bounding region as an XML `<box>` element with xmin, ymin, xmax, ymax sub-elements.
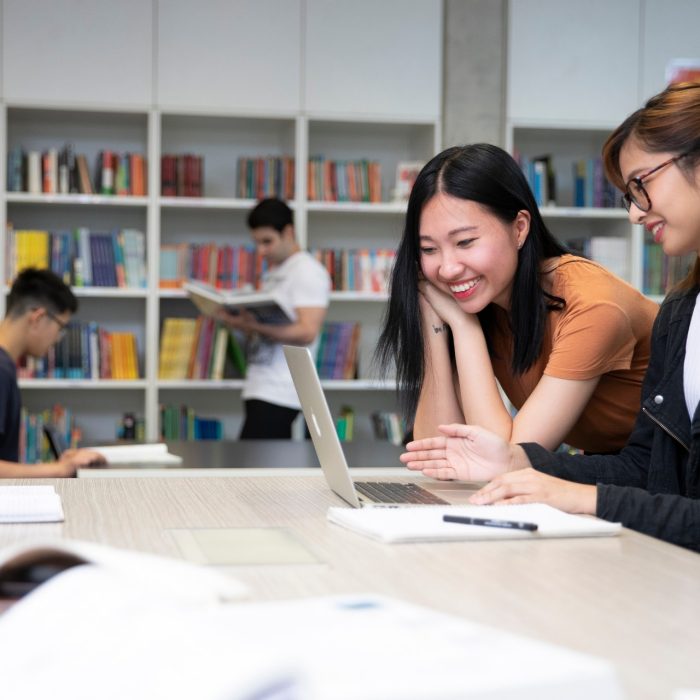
<box><xmin>602</xmin><ymin>83</ymin><xmax>700</xmax><ymax>290</ymax></box>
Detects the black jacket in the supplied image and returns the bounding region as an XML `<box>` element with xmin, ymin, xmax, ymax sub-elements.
<box><xmin>522</xmin><ymin>284</ymin><xmax>700</xmax><ymax>551</ymax></box>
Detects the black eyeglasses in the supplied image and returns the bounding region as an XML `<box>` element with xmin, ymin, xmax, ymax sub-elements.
<box><xmin>44</xmin><ymin>310</ymin><xmax>69</xmax><ymax>340</ymax></box>
<box><xmin>621</xmin><ymin>152</ymin><xmax>690</xmax><ymax>212</ymax></box>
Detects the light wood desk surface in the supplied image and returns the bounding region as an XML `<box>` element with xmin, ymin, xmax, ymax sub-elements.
<box><xmin>79</xmin><ymin>439</ymin><xmax>406</xmax><ymax>477</ymax></box>
<box><xmin>3</xmin><ymin>475</ymin><xmax>700</xmax><ymax>699</ymax></box>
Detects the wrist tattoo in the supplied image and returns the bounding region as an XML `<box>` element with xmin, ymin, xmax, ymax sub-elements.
<box><xmin>432</xmin><ymin>323</ymin><xmax>448</xmax><ymax>334</ymax></box>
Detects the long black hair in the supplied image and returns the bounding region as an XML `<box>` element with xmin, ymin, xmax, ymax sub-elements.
<box><xmin>375</xmin><ymin>143</ymin><xmax>569</xmax><ymax>423</ymax></box>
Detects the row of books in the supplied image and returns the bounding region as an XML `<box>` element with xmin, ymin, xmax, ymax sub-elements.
<box><xmin>20</xmin><ymin>405</ymin><xmax>79</xmax><ymax>464</ymax></box>
<box><xmin>311</xmin><ymin>248</ymin><xmax>395</xmax><ymax>293</ymax></box>
<box><xmin>160</xmin><ymin>404</ymin><xmax>223</xmax><ymax>440</ymax></box>
<box><xmin>161</xmin><ymin>154</ymin><xmax>203</xmax><ymax>197</ymax></box>
<box><xmin>307</xmin><ymin>157</ymin><xmax>382</xmax><ymax>203</ymax></box>
<box><xmin>237</xmin><ymin>156</ymin><xmax>295</xmax><ymax>200</ymax></box>
<box><xmin>572</xmin><ymin>159</ymin><xmax>618</xmax><ymax>208</ymax></box>
<box><xmin>7</xmin><ymin>144</ymin><xmax>146</xmax><ymax>196</ymax></box>
<box><xmin>642</xmin><ymin>244</ymin><xmax>696</xmax><ymax>296</ymax></box>
<box><xmin>6</xmin><ymin>227</ymin><xmax>147</xmax><ymax>288</ymax></box>
<box><xmin>158</xmin><ymin>317</ymin><xmax>246</xmax><ymax>380</ymax></box>
<box><xmin>18</xmin><ymin>323</ymin><xmax>140</xmax><ymax>380</ymax></box>
<box><xmin>517</xmin><ymin>154</ymin><xmax>556</xmax><ymax>207</ymax></box>
<box><xmin>516</xmin><ymin>153</ymin><xmax>618</xmax><ymax>208</ymax></box>
<box><xmin>371</xmin><ymin>411</ymin><xmax>407</xmax><ymax>446</ymax></box>
<box><xmin>159</xmin><ymin>243</ymin><xmax>266</xmax><ymax>290</ymax></box>
<box><xmin>316</xmin><ymin>321</ymin><xmax>360</xmax><ymax>380</ymax></box>
<box><xmin>334</xmin><ymin>405</ymin><xmax>355</xmax><ymax>442</ymax></box>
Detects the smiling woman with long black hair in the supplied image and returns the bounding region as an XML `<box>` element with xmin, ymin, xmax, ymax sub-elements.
<box><xmin>377</xmin><ymin>143</ymin><xmax>658</xmax><ymax>454</ymax></box>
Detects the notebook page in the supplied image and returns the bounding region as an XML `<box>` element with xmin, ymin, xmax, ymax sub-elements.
<box><xmin>0</xmin><ymin>485</ymin><xmax>64</xmax><ymax>523</ymax></box>
<box><xmin>327</xmin><ymin>503</ymin><xmax>621</xmax><ymax>543</ymax></box>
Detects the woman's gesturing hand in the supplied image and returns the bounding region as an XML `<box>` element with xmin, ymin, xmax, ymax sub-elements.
<box><xmin>401</xmin><ymin>423</ymin><xmax>522</xmax><ymax>481</ymax></box>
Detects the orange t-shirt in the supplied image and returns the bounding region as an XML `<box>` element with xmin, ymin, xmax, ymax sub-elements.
<box><xmin>490</xmin><ymin>255</ymin><xmax>659</xmax><ymax>453</ymax></box>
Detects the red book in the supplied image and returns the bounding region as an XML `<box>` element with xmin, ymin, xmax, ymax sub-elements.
<box><xmin>161</xmin><ymin>155</ymin><xmax>177</xmax><ymax>196</ymax></box>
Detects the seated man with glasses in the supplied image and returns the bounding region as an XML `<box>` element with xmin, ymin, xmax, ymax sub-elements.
<box><xmin>0</xmin><ymin>268</ymin><xmax>105</xmax><ymax>476</ymax></box>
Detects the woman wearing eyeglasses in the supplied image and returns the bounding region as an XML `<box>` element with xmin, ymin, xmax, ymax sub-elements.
<box><xmin>401</xmin><ymin>83</ymin><xmax>700</xmax><ymax>550</ymax></box>
<box><xmin>377</xmin><ymin>143</ymin><xmax>658</xmax><ymax>455</ymax></box>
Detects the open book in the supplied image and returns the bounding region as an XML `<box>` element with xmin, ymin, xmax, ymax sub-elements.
<box><xmin>0</xmin><ymin>486</ymin><xmax>63</xmax><ymax>523</ymax></box>
<box><xmin>183</xmin><ymin>279</ymin><xmax>296</xmax><ymax>325</ymax></box>
<box><xmin>91</xmin><ymin>442</ymin><xmax>183</xmax><ymax>466</ymax></box>
<box><xmin>0</xmin><ymin>537</ymin><xmax>248</xmax><ymax>602</ymax></box>
<box><xmin>327</xmin><ymin>503</ymin><xmax>621</xmax><ymax>543</ymax></box>
<box><xmin>0</xmin><ymin>583</ymin><xmax>622</xmax><ymax>699</ymax></box>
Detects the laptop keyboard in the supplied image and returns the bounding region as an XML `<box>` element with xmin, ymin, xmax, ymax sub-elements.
<box><xmin>354</xmin><ymin>481</ymin><xmax>449</xmax><ymax>505</ymax></box>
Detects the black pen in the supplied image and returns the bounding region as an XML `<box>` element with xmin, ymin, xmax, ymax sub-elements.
<box><xmin>443</xmin><ymin>514</ymin><xmax>538</xmax><ymax>532</ymax></box>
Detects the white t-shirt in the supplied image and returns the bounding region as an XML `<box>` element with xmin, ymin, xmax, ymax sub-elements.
<box><xmin>684</xmin><ymin>294</ymin><xmax>700</xmax><ymax>421</ymax></box>
<box><xmin>243</xmin><ymin>251</ymin><xmax>331</xmax><ymax>408</ymax></box>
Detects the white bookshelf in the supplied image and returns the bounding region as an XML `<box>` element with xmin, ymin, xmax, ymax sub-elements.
<box><xmin>0</xmin><ymin>0</ymin><xmax>442</xmax><ymax>444</ymax></box>
<box><xmin>2</xmin><ymin>105</ymin><xmax>440</xmax><ymax>442</ymax></box>
<box><xmin>506</xmin><ymin>120</ymin><xmax>645</xmax><ymax>291</ymax></box>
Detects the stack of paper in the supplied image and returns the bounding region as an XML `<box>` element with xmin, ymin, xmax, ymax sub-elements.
<box><xmin>0</xmin><ymin>486</ymin><xmax>64</xmax><ymax>523</ymax></box>
<box><xmin>327</xmin><ymin>503</ymin><xmax>621</xmax><ymax>543</ymax></box>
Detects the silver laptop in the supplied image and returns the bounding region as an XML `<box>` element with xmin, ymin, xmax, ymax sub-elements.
<box><xmin>283</xmin><ymin>345</ymin><xmax>475</xmax><ymax>508</ymax></box>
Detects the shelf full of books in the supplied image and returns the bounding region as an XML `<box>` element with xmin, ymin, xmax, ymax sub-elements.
<box><xmin>19</xmin><ymin>322</ymin><xmax>140</xmax><ymax>381</ymax></box>
<box><xmin>6</xmin><ymin>226</ymin><xmax>147</xmax><ymax>289</ymax></box>
<box><xmin>2</xmin><ymin>105</ymin><xmax>439</xmax><ymax>443</ymax></box>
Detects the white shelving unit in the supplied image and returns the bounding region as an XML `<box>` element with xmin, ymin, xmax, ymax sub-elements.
<box><xmin>0</xmin><ymin>0</ymin><xmax>443</xmax><ymax>444</ymax></box>
<box><xmin>3</xmin><ymin>104</ymin><xmax>440</xmax><ymax>442</ymax></box>
<box><xmin>506</xmin><ymin>122</ymin><xmax>644</xmax><ymax>290</ymax></box>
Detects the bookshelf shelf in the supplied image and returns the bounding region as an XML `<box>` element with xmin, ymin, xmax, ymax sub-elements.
<box><xmin>539</xmin><ymin>206</ymin><xmax>629</xmax><ymax>220</ymax></box>
<box><xmin>157</xmin><ymin>379</ymin><xmax>245</xmax><ymax>390</ymax></box>
<box><xmin>19</xmin><ymin>379</ymin><xmax>147</xmax><ymax>390</ymax></box>
<box><xmin>305</xmin><ymin>201</ymin><xmax>407</xmax><ymax>215</ymax></box>
<box><xmin>329</xmin><ymin>291</ymin><xmax>389</xmax><ymax>303</ymax></box>
<box><xmin>6</xmin><ymin>193</ymin><xmax>149</xmax><ymax>207</ymax></box>
<box><xmin>72</xmin><ymin>288</ymin><xmax>148</xmax><ymax>299</ymax></box>
<box><xmin>321</xmin><ymin>379</ymin><xmax>395</xmax><ymax>391</ymax></box>
<box><xmin>159</xmin><ymin>196</ymin><xmax>257</xmax><ymax>211</ymax></box>
<box><xmin>1</xmin><ymin>286</ymin><xmax>147</xmax><ymax>299</ymax></box>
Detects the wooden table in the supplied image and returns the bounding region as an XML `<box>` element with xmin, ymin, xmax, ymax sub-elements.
<box><xmin>2</xmin><ymin>475</ymin><xmax>699</xmax><ymax>699</ymax></box>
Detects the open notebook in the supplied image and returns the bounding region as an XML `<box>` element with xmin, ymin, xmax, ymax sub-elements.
<box><xmin>0</xmin><ymin>486</ymin><xmax>64</xmax><ymax>523</ymax></box>
<box><xmin>327</xmin><ymin>503</ymin><xmax>621</xmax><ymax>543</ymax></box>
<box><xmin>43</xmin><ymin>425</ymin><xmax>182</xmax><ymax>466</ymax></box>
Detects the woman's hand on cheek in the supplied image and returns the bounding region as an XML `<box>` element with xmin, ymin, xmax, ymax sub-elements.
<box><xmin>419</xmin><ymin>280</ymin><xmax>469</xmax><ymax>328</ymax></box>
<box><xmin>468</xmin><ymin>468</ymin><xmax>598</xmax><ymax>515</ymax></box>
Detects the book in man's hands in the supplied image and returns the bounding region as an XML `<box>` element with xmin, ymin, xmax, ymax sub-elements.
<box><xmin>183</xmin><ymin>280</ymin><xmax>296</xmax><ymax>325</ymax></box>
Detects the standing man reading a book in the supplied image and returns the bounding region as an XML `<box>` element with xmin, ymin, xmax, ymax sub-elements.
<box><xmin>219</xmin><ymin>198</ymin><xmax>331</xmax><ymax>439</ymax></box>
<box><xmin>0</xmin><ymin>268</ymin><xmax>105</xmax><ymax>476</ymax></box>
